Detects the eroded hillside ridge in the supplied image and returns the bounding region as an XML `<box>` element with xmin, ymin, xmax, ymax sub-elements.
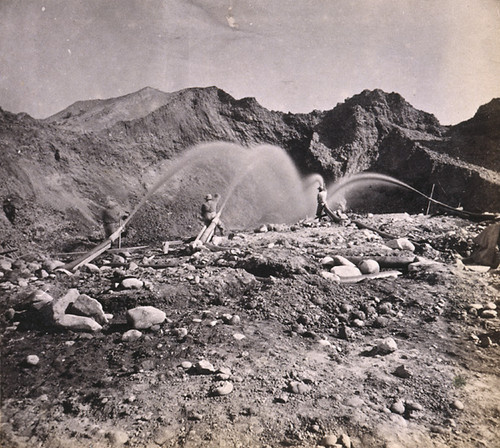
<box><xmin>1</xmin><ymin>87</ymin><xmax>499</xmax><ymax>251</ymax></box>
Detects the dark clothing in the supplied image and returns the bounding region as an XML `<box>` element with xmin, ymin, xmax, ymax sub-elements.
<box><xmin>316</xmin><ymin>189</ymin><xmax>327</xmax><ymax>220</ymax></box>
<box><xmin>3</xmin><ymin>200</ymin><xmax>16</xmax><ymax>224</ymax></box>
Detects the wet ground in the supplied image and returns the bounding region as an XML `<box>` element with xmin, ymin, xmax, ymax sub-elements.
<box><xmin>1</xmin><ymin>213</ymin><xmax>499</xmax><ymax>448</ymax></box>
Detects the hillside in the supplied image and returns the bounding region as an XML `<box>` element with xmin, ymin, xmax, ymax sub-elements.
<box><xmin>1</xmin><ymin>87</ymin><xmax>499</xmax><ymax>254</ymax></box>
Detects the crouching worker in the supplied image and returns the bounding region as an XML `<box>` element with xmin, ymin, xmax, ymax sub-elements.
<box><xmin>200</xmin><ymin>193</ymin><xmax>225</xmax><ymax>236</ymax></box>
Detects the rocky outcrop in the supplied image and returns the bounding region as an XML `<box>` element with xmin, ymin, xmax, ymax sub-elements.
<box><xmin>0</xmin><ymin>87</ymin><xmax>499</xmax><ymax>252</ymax></box>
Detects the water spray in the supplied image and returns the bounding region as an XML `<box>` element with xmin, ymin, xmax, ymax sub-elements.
<box><xmin>327</xmin><ymin>173</ymin><xmax>498</xmax><ymax>221</ymax></box>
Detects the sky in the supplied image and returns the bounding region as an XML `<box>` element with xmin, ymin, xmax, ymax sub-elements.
<box><xmin>1</xmin><ymin>0</ymin><xmax>499</xmax><ymax>125</ymax></box>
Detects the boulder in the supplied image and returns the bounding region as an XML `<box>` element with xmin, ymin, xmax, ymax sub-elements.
<box><xmin>331</xmin><ymin>265</ymin><xmax>362</xmax><ymax>278</ymax></box>
<box><xmin>29</xmin><ymin>290</ymin><xmax>54</xmax><ymax>311</ymax></box>
<box><xmin>56</xmin><ymin>314</ymin><xmax>102</xmax><ymax>332</ymax></box>
<box><xmin>377</xmin><ymin>337</ymin><xmax>398</xmax><ymax>354</ymax></box>
<box><xmin>26</xmin><ymin>355</ymin><xmax>40</xmax><ymax>366</ymax></box>
<box><xmin>67</xmin><ymin>294</ymin><xmax>108</xmax><ymax>325</ymax></box>
<box><xmin>320</xmin><ymin>271</ymin><xmax>341</xmax><ymax>282</ymax></box>
<box><xmin>358</xmin><ymin>259</ymin><xmax>380</xmax><ymax>274</ymax></box>
<box><xmin>51</xmin><ymin>289</ymin><xmax>80</xmax><ymax>321</ymax></box>
<box><xmin>121</xmin><ymin>329</ymin><xmax>143</xmax><ymax>342</ymax></box>
<box><xmin>320</xmin><ymin>256</ymin><xmax>335</xmax><ymax>267</ymax></box>
<box><xmin>333</xmin><ymin>255</ymin><xmax>356</xmax><ymax>266</ymax></box>
<box><xmin>126</xmin><ymin>306</ymin><xmax>166</xmax><ymax>329</ymax></box>
<box><xmin>121</xmin><ymin>278</ymin><xmax>144</xmax><ymax>289</ymax></box>
<box><xmin>41</xmin><ymin>259</ymin><xmax>65</xmax><ymax>272</ymax></box>
<box><xmin>387</xmin><ymin>238</ymin><xmax>415</xmax><ymax>252</ymax></box>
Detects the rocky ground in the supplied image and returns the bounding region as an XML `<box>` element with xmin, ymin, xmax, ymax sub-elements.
<box><xmin>1</xmin><ymin>213</ymin><xmax>499</xmax><ymax>448</ymax></box>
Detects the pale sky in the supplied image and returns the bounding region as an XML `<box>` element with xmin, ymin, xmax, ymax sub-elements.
<box><xmin>1</xmin><ymin>0</ymin><xmax>499</xmax><ymax>125</ymax></box>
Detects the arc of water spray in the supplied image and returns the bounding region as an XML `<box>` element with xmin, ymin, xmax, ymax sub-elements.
<box><xmin>328</xmin><ymin>173</ymin><xmax>498</xmax><ymax>221</ymax></box>
<box><xmin>64</xmin><ymin>150</ymin><xmax>214</xmax><ymax>271</ymax></box>
<box><xmin>64</xmin><ymin>147</ymin><xmax>264</xmax><ymax>270</ymax></box>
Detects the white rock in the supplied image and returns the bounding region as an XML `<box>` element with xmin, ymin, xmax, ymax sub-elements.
<box><xmin>378</xmin><ymin>337</ymin><xmax>398</xmax><ymax>354</ymax></box>
<box><xmin>408</xmin><ymin>260</ymin><xmax>439</xmax><ymax>273</ymax></box>
<box><xmin>320</xmin><ymin>256</ymin><xmax>335</xmax><ymax>267</ymax></box>
<box><xmin>51</xmin><ymin>288</ymin><xmax>80</xmax><ymax>321</ymax></box>
<box><xmin>481</xmin><ymin>309</ymin><xmax>497</xmax><ymax>319</ymax></box>
<box><xmin>358</xmin><ymin>259</ymin><xmax>380</xmax><ymax>274</ymax></box>
<box><xmin>333</xmin><ymin>255</ymin><xmax>356</xmax><ymax>266</ymax></box>
<box><xmin>195</xmin><ymin>360</ymin><xmax>216</xmax><ymax>374</ymax></box>
<box><xmin>387</xmin><ymin>238</ymin><xmax>415</xmax><ymax>252</ymax></box>
<box><xmin>57</xmin><ymin>314</ymin><xmax>102</xmax><ymax>332</ymax></box>
<box><xmin>212</xmin><ymin>381</ymin><xmax>233</xmax><ymax>396</ymax></box>
<box><xmin>30</xmin><ymin>290</ymin><xmax>54</xmax><ymax>311</ymax></box>
<box><xmin>69</xmin><ymin>294</ymin><xmax>108</xmax><ymax>324</ymax></box>
<box><xmin>233</xmin><ymin>333</ymin><xmax>246</xmax><ymax>341</ymax></box>
<box><xmin>26</xmin><ymin>355</ymin><xmax>40</xmax><ymax>366</ymax></box>
<box><xmin>128</xmin><ymin>262</ymin><xmax>139</xmax><ymax>271</ymax></box>
<box><xmin>121</xmin><ymin>329</ymin><xmax>143</xmax><ymax>342</ymax></box>
<box><xmin>321</xmin><ymin>271</ymin><xmax>341</xmax><ymax>282</ymax></box>
<box><xmin>390</xmin><ymin>400</ymin><xmax>405</xmax><ymax>414</ymax></box>
<box><xmin>121</xmin><ymin>278</ymin><xmax>144</xmax><ymax>289</ymax></box>
<box><xmin>331</xmin><ymin>265</ymin><xmax>362</xmax><ymax>278</ymax></box>
<box><xmin>126</xmin><ymin>306</ymin><xmax>166</xmax><ymax>329</ymax></box>
<box><xmin>42</xmin><ymin>259</ymin><xmax>65</xmax><ymax>272</ymax></box>
<box><xmin>106</xmin><ymin>429</ymin><xmax>129</xmax><ymax>446</ymax></box>
<box><xmin>83</xmin><ymin>263</ymin><xmax>100</xmax><ymax>273</ymax></box>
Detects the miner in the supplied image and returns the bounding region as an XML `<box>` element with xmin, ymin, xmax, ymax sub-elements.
<box><xmin>201</xmin><ymin>193</ymin><xmax>225</xmax><ymax>236</ymax></box>
<box><xmin>316</xmin><ymin>184</ymin><xmax>328</xmax><ymax>220</ymax></box>
<box><xmin>101</xmin><ymin>197</ymin><xmax>128</xmax><ymax>239</ymax></box>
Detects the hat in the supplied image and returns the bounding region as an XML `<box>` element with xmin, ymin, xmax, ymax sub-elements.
<box><xmin>205</xmin><ymin>194</ymin><xmax>213</xmax><ymax>200</ymax></box>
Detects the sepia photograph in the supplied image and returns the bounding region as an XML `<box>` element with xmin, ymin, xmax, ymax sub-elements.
<box><xmin>1</xmin><ymin>1</ymin><xmax>499</xmax><ymax>447</ymax></box>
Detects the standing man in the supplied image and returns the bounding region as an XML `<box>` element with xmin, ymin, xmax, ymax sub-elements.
<box><xmin>316</xmin><ymin>185</ymin><xmax>328</xmax><ymax>220</ymax></box>
<box><xmin>101</xmin><ymin>197</ymin><xmax>128</xmax><ymax>240</ymax></box>
<box><xmin>200</xmin><ymin>193</ymin><xmax>225</xmax><ymax>236</ymax></box>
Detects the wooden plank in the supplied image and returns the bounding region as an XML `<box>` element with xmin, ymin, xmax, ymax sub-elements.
<box><xmin>345</xmin><ymin>255</ymin><xmax>416</xmax><ymax>268</ymax></box>
<box><xmin>338</xmin><ymin>270</ymin><xmax>402</xmax><ymax>283</ymax></box>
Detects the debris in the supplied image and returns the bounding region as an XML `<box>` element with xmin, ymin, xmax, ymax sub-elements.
<box><xmin>452</xmin><ymin>400</ymin><xmax>465</xmax><ymax>410</ymax></box>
